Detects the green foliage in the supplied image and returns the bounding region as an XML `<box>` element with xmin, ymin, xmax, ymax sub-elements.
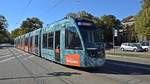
<box><xmin>99</xmin><ymin>15</ymin><xmax>121</xmax><ymax>42</ymax></box>
<box><xmin>0</xmin><ymin>15</ymin><xmax>11</xmax><ymax>43</ymax></box>
<box><xmin>79</xmin><ymin>11</ymin><xmax>95</xmax><ymax>21</ymax></box>
<box><xmin>11</xmin><ymin>28</ymin><xmax>28</xmax><ymax>38</ymax></box>
<box><xmin>0</xmin><ymin>15</ymin><xmax>8</xmax><ymax>30</ymax></box>
<box><xmin>11</xmin><ymin>17</ymin><xmax>43</xmax><ymax>38</ymax></box>
<box><xmin>135</xmin><ymin>0</ymin><xmax>150</xmax><ymax>38</ymax></box>
<box><xmin>21</xmin><ymin>17</ymin><xmax>43</xmax><ymax>32</ymax></box>
<box><xmin>100</xmin><ymin>15</ymin><xmax>120</xmax><ymax>28</ymax></box>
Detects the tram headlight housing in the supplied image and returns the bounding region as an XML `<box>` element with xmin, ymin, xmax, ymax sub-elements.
<box><xmin>87</xmin><ymin>49</ymin><xmax>105</xmax><ymax>58</ymax></box>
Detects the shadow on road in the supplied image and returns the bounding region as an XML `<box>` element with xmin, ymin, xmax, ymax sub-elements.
<box><xmin>0</xmin><ymin>72</ymin><xmax>81</xmax><ymax>81</ymax></box>
<box><xmin>83</xmin><ymin>59</ymin><xmax>150</xmax><ymax>75</ymax></box>
<box><xmin>47</xmin><ymin>72</ymin><xmax>81</xmax><ymax>76</ymax></box>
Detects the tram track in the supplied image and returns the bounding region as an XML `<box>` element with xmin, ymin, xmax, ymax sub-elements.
<box><xmin>9</xmin><ymin>48</ymin><xmax>132</xmax><ymax>84</ymax></box>
<box><xmin>14</xmin><ymin>49</ymin><xmax>124</xmax><ymax>84</ymax></box>
<box><xmin>7</xmin><ymin>48</ymin><xmax>149</xmax><ymax>84</ymax></box>
<box><xmin>9</xmin><ymin>48</ymin><xmax>74</xmax><ymax>84</ymax></box>
<box><xmin>8</xmin><ymin>48</ymin><xmax>43</xmax><ymax>84</ymax></box>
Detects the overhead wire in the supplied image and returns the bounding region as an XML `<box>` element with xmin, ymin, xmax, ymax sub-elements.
<box><xmin>14</xmin><ymin>0</ymin><xmax>65</xmax><ymax>29</ymax></box>
<box><xmin>44</xmin><ymin>0</ymin><xmax>65</xmax><ymax>20</ymax></box>
<box><xmin>15</xmin><ymin>0</ymin><xmax>33</xmax><ymax>28</ymax></box>
<box><xmin>13</xmin><ymin>0</ymin><xmax>81</xmax><ymax>29</ymax></box>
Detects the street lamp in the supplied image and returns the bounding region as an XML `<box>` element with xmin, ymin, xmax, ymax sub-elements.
<box><xmin>112</xmin><ymin>27</ymin><xmax>118</xmax><ymax>52</ymax></box>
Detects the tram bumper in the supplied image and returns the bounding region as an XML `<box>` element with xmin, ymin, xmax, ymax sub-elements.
<box><xmin>84</xmin><ymin>49</ymin><xmax>105</xmax><ymax>67</ymax></box>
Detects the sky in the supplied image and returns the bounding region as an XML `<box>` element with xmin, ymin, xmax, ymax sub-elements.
<box><xmin>0</xmin><ymin>0</ymin><xmax>141</xmax><ymax>32</ymax></box>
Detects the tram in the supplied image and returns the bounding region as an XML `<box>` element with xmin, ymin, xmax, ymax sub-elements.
<box><xmin>15</xmin><ymin>18</ymin><xmax>105</xmax><ymax>67</ymax></box>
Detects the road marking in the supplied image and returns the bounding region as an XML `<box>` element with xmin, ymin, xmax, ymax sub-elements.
<box><xmin>0</xmin><ymin>55</ymin><xmax>34</xmax><ymax>63</ymax></box>
<box><xmin>0</xmin><ymin>55</ymin><xmax>12</xmax><ymax>59</ymax></box>
<box><xmin>0</xmin><ymin>56</ymin><xmax>16</xmax><ymax>63</ymax></box>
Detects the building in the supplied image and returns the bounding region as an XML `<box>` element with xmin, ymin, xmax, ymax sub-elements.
<box><xmin>120</xmin><ymin>16</ymin><xmax>138</xmax><ymax>42</ymax></box>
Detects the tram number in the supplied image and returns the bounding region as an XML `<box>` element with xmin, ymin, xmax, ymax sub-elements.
<box><xmin>65</xmin><ymin>54</ymin><xmax>80</xmax><ymax>67</ymax></box>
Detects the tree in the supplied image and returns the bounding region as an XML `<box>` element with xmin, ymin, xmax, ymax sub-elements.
<box><xmin>21</xmin><ymin>17</ymin><xmax>43</xmax><ymax>32</ymax></box>
<box><xmin>11</xmin><ymin>28</ymin><xmax>27</xmax><ymax>38</ymax></box>
<box><xmin>99</xmin><ymin>15</ymin><xmax>121</xmax><ymax>42</ymax></box>
<box><xmin>11</xmin><ymin>17</ymin><xmax>43</xmax><ymax>38</ymax></box>
<box><xmin>0</xmin><ymin>15</ymin><xmax>11</xmax><ymax>43</ymax></box>
<box><xmin>79</xmin><ymin>11</ymin><xmax>95</xmax><ymax>21</ymax></box>
<box><xmin>0</xmin><ymin>15</ymin><xmax>8</xmax><ymax>30</ymax></box>
<box><xmin>135</xmin><ymin>0</ymin><xmax>150</xmax><ymax>41</ymax></box>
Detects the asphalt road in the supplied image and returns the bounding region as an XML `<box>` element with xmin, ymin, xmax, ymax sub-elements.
<box><xmin>0</xmin><ymin>47</ymin><xmax>150</xmax><ymax>84</ymax></box>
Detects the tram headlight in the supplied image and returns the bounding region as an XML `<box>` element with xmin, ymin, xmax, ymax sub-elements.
<box><xmin>98</xmin><ymin>50</ymin><xmax>105</xmax><ymax>58</ymax></box>
<box><xmin>87</xmin><ymin>49</ymin><xmax>105</xmax><ymax>58</ymax></box>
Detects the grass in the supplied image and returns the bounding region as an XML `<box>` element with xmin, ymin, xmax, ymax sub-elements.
<box><xmin>106</xmin><ymin>52</ymin><xmax>150</xmax><ymax>58</ymax></box>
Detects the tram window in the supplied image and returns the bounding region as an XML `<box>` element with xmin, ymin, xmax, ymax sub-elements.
<box><xmin>30</xmin><ymin>36</ymin><xmax>33</xmax><ymax>47</ymax></box>
<box><xmin>48</xmin><ymin>33</ymin><xmax>53</xmax><ymax>49</ymax></box>
<box><xmin>55</xmin><ymin>31</ymin><xmax>60</xmax><ymax>49</ymax></box>
<box><xmin>65</xmin><ymin>27</ymin><xmax>82</xmax><ymax>50</ymax></box>
<box><xmin>22</xmin><ymin>39</ymin><xmax>23</xmax><ymax>47</ymax></box>
<box><xmin>18</xmin><ymin>39</ymin><xmax>20</xmax><ymax>46</ymax></box>
<box><xmin>35</xmin><ymin>35</ymin><xmax>38</xmax><ymax>48</ymax></box>
<box><xmin>18</xmin><ymin>40</ymin><xmax>19</xmax><ymax>46</ymax></box>
<box><xmin>94</xmin><ymin>31</ymin><xmax>102</xmax><ymax>42</ymax></box>
<box><xmin>23</xmin><ymin>38</ymin><xmax>25</xmax><ymax>46</ymax></box>
<box><xmin>24</xmin><ymin>38</ymin><xmax>28</xmax><ymax>46</ymax></box>
<box><xmin>20</xmin><ymin>39</ymin><xmax>22</xmax><ymax>47</ymax></box>
<box><xmin>43</xmin><ymin>34</ymin><xmax>47</xmax><ymax>48</ymax></box>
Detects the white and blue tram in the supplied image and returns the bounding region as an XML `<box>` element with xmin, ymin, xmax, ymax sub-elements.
<box><xmin>15</xmin><ymin>18</ymin><xmax>105</xmax><ymax>67</ymax></box>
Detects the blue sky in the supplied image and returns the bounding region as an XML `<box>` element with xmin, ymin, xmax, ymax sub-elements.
<box><xmin>0</xmin><ymin>0</ymin><xmax>141</xmax><ymax>32</ymax></box>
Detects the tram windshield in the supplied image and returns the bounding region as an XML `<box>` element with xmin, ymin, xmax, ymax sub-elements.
<box><xmin>80</xmin><ymin>29</ymin><xmax>103</xmax><ymax>43</ymax></box>
<box><xmin>76</xmin><ymin>20</ymin><xmax>104</xmax><ymax>49</ymax></box>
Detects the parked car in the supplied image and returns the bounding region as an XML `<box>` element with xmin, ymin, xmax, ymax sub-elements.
<box><xmin>120</xmin><ymin>43</ymin><xmax>144</xmax><ymax>52</ymax></box>
<box><xmin>140</xmin><ymin>42</ymin><xmax>149</xmax><ymax>51</ymax></box>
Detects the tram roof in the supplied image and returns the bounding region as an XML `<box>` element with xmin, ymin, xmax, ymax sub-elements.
<box><xmin>15</xmin><ymin>18</ymin><xmax>95</xmax><ymax>39</ymax></box>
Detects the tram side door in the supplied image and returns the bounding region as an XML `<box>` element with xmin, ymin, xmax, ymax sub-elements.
<box><xmin>55</xmin><ymin>31</ymin><xmax>60</xmax><ymax>62</ymax></box>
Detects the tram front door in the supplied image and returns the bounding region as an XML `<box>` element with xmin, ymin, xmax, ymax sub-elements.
<box><xmin>55</xmin><ymin>31</ymin><xmax>60</xmax><ymax>62</ymax></box>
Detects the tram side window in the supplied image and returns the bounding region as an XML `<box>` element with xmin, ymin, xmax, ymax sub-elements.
<box><xmin>30</xmin><ymin>36</ymin><xmax>33</xmax><ymax>47</ymax></box>
<box><xmin>65</xmin><ymin>27</ymin><xmax>82</xmax><ymax>50</ymax></box>
<box><xmin>43</xmin><ymin>34</ymin><xmax>47</xmax><ymax>48</ymax></box>
<box><xmin>20</xmin><ymin>39</ymin><xmax>22</xmax><ymax>47</ymax></box>
<box><xmin>35</xmin><ymin>35</ymin><xmax>38</xmax><ymax>48</ymax></box>
<box><xmin>22</xmin><ymin>38</ymin><xmax>24</xmax><ymax>46</ymax></box>
<box><xmin>18</xmin><ymin>39</ymin><xmax>20</xmax><ymax>46</ymax></box>
<box><xmin>48</xmin><ymin>33</ymin><xmax>53</xmax><ymax>49</ymax></box>
<box><xmin>19</xmin><ymin>39</ymin><xmax>21</xmax><ymax>47</ymax></box>
<box><xmin>25</xmin><ymin>38</ymin><xmax>28</xmax><ymax>46</ymax></box>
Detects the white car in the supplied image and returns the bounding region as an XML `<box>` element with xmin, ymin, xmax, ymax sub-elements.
<box><xmin>120</xmin><ymin>43</ymin><xmax>144</xmax><ymax>52</ymax></box>
<box><xmin>140</xmin><ymin>42</ymin><xmax>149</xmax><ymax>51</ymax></box>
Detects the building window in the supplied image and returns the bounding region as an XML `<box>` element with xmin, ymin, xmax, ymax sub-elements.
<box><xmin>65</xmin><ymin>27</ymin><xmax>82</xmax><ymax>50</ymax></box>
